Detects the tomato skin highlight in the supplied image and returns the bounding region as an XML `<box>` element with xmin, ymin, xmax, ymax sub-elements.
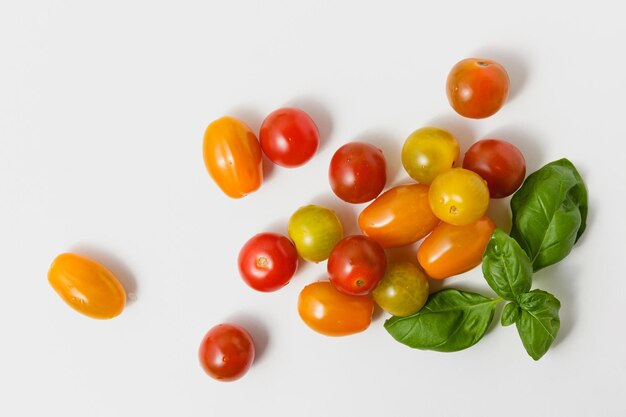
<box><xmin>238</xmin><ymin>233</ymin><xmax>299</xmax><ymax>292</ymax></box>
<box><xmin>298</xmin><ymin>281</ymin><xmax>374</xmax><ymax>336</ymax></box>
<box><xmin>48</xmin><ymin>253</ymin><xmax>126</xmax><ymax>319</ymax></box>
<box><xmin>329</xmin><ymin>142</ymin><xmax>387</xmax><ymax>203</ymax></box>
<box><xmin>417</xmin><ymin>216</ymin><xmax>496</xmax><ymax>279</ymax></box>
<box><xmin>327</xmin><ymin>235</ymin><xmax>387</xmax><ymax>295</ymax></box>
<box><xmin>446</xmin><ymin>58</ymin><xmax>509</xmax><ymax>119</ymax></box>
<box><xmin>203</xmin><ymin>116</ymin><xmax>263</xmax><ymax>198</ymax></box>
<box><xmin>463</xmin><ymin>139</ymin><xmax>526</xmax><ymax>198</ymax></box>
<box><xmin>428</xmin><ymin>168</ymin><xmax>490</xmax><ymax>226</ymax></box>
<box><xmin>401</xmin><ymin>127</ymin><xmax>459</xmax><ymax>185</ymax></box>
<box><xmin>260</xmin><ymin>108</ymin><xmax>319</xmax><ymax>167</ymax></box>
<box><xmin>358</xmin><ymin>184</ymin><xmax>439</xmax><ymax>248</ymax></box>
<box><xmin>198</xmin><ymin>323</ymin><xmax>255</xmax><ymax>382</ymax></box>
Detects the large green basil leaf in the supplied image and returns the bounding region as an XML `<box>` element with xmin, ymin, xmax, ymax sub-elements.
<box><xmin>516</xmin><ymin>290</ymin><xmax>561</xmax><ymax>360</ymax></box>
<box><xmin>510</xmin><ymin>158</ymin><xmax>587</xmax><ymax>271</ymax></box>
<box><xmin>501</xmin><ymin>302</ymin><xmax>521</xmax><ymax>326</ymax></box>
<box><xmin>384</xmin><ymin>289</ymin><xmax>499</xmax><ymax>352</ymax></box>
<box><xmin>482</xmin><ymin>228</ymin><xmax>533</xmax><ymax>300</ymax></box>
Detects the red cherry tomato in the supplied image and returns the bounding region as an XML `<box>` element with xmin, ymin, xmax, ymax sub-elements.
<box><xmin>198</xmin><ymin>323</ymin><xmax>255</xmax><ymax>382</ymax></box>
<box><xmin>462</xmin><ymin>139</ymin><xmax>526</xmax><ymax>198</ymax></box>
<box><xmin>260</xmin><ymin>108</ymin><xmax>319</xmax><ymax>167</ymax></box>
<box><xmin>327</xmin><ymin>235</ymin><xmax>387</xmax><ymax>295</ymax></box>
<box><xmin>446</xmin><ymin>58</ymin><xmax>509</xmax><ymax>119</ymax></box>
<box><xmin>329</xmin><ymin>142</ymin><xmax>387</xmax><ymax>204</ymax></box>
<box><xmin>238</xmin><ymin>233</ymin><xmax>299</xmax><ymax>292</ymax></box>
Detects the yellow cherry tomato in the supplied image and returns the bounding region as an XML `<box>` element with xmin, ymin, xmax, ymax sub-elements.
<box><xmin>401</xmin><ymin>127</ymin><xmax>460</xmax><ymax>184</ymax></box>
<box><xmin>203</xmin><ymin>116</ymin><xmax>263</xmax><ymax>198</ymax></box>
<box><xmin>428</xmin><ymin>168</ymin><xmax>490</xmax><ymax>225</ymax></box>
<box><xmin>48</xmin><ymin>253</ymin><xmax>126</xmax><ymax>319</ymax></box>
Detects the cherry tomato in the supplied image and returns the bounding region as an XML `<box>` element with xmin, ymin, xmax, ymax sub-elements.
<box><xmin>372</xmin><ymin>262</ymin><xmax>429</xmax><ymax>317</ymax></box>
<box><xmin>329</xmin><ymin>142</ymin><xmax>387</xmax><ymax>203</ymax></box>
<box><xmin>358</xmin><ymin>184</ymin><xmax>439</xmax><ymax>248</ymax></box>
<box><xmin>288</xmin><ymin>205</ymin><xmax>343</xmax><ymax>263</ymax></box>
<box><xmin>298</xmin><ymin>281</ymin><xmax>374</xmax><ymax>336</ymax></box>
<box><xmin>198</xmin><ymin>323</ymin><xmax>255</xmax><ymax>382</ymax></box>
<box><xmin>238</xmin><ymin>233</ymin><xmax>298</xmax><ymax>292</ymax></box>
<box><xmin>428</xmin><ymin>168</ymin><xmax>490</xmax><ymax>225</ymax></box>
<box><xmin>417</xmin><ymin>216</ymin><xmax>496</xmax><ymax>279</ymax></box>
<box><xmin>48</xmin><ymin>253</ymin><xmax>126</xmax><ymax>319</ymax></box>
<box><xmin>463</xmin><ymin>139</ymin><xmax>526</xmax><ymax>198</ymax></box>
<box><xmin>327</xmin><ymin>235</ymin><xmax>386</xmax><ymax>295</ymax></box>
<box><xmin>203</xmin><ymin>116</ymin><xmax>263</xmax><ymax>198</ymax></box>
<box><xmin>446</xmin><ymin>58</ymin><xmax>510</xmax><ymax>119</ymax></box>
<box><xmin>401</xmin><ymin>127</ymin><xmax>459</xmax><ymax>184</ymax></box>
<box><xmin>259</xmin><ymin>108</ymin><xmax>319</xmax><ymax>167</ymax></box>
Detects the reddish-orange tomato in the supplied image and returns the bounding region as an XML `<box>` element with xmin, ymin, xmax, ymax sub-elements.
<box><xmin>358</xmin><ymin>184</ymin><xmax>440</xmax><ymax>248</ymax></box>
<box><xmin>48</xmin><ymin>253</ymin><xmax>126</xmax><ymax>319</ymax></box>
<box><xmin>298</xmin><ymin>281</ymin><xmax>374</xmax><ymax>336</ymax></box>
<box><xmin>417</xmin><ymin>216</ymin><xmax>496</xmax><ymax>279</ymax></box>
<box><xmin>203</xmin><ymin>116</ymin><xmax>263</xmax><ymax>198</ymax></box>
<box><xmin>446</xmin><ymin>58</ymin><xmax>509</xmax><ymax>119</ymax></box>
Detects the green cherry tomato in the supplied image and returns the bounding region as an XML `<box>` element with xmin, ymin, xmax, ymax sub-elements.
<box><xmin>401</xmin><ymin>127</ymin><xmax>460</xmax><ymax>184</ymax></box>
<box><xmin>428</xmin><ymin>168</ymin><xmax>490</xmax><ymax>225</ymax></box>
<box><xmin>288</xmin><ymin>205</ymin><xmax>343</xmax><ymax>263</ymax></box>
<box><xmin>372</xmin><ymin>262</ymin><xmax>429</xmax><ymax>317</ymax></box>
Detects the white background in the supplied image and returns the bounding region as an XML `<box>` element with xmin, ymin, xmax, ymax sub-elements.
<box><xmin>1</xmin><ymin>1</ymin><xmax>625</xmax><ymax>416</ymax></box>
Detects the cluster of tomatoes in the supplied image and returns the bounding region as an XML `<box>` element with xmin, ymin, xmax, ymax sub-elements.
<box><xmin>47</xmin><ymin>57</ymin><xmax>522</xmax><ymax>383</ymax></box>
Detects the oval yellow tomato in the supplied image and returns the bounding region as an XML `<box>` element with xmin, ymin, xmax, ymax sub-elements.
<box><xmin>358</xmin><ymin>184</ymin><xmax>440</xmax><ymax>248</ymax></box>
<box><xmin>203</xmin><ymin>116</ymin><xmax>263</xmax><ymax>198</ymax></box>
<box><xmin>48</xmin><ymin>253</ymin><xmax>126</xmax><ymax>319</ymax></box>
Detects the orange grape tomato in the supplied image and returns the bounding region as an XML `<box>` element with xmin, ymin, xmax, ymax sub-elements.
<box><xmin>203</xmin><ymin>116</ymin><xmax>263</xmax><ymax>198</ymax></box>
<box><xmin>417</xmin><ymin>216</ymin><xmax>496</xmax><ymax>279</ymax></box>
<box><xmin>48</xmin><ymin>253</ymin><xmax>126</xmax><ymax>319</ymax></box>
<box><xmin>358</xmin><ymin>184</ymin><xmax>440</xmax><ymax>248</ymax></box>
<box><xmin>298</xmin><ymin>281</ymin><xmax>374</xmax><ymax>336</ymax></box>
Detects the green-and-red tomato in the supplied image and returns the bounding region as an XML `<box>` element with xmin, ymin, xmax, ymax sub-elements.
<box><xmin>417</xmin><ymin>216</ymin><xmax>496</xmax><ymax>279</ymax></box>
<box><xmin>428</xmin><ymin>168</ymin><xmax>490</xmax><ymax>225</ymax></box>
<box><xmin>446</xmin><ymin>58</ymin><xmax>510</xmax><ymax>119</ymax></box>
<box><xmin>463</xmin><ymin>139</ymin><xmax>526</xmax><ymax>198</ymax></box>
<box><xmin>327</xmin><ymin>235</ymin><xmax>386</xmax><ymax>295</ymax></box>
<box><xmin>359</xmin><ymin>184</ymin><xmax>439</xmax><ymax>248</ymax></box>
<box><xmin>298</xmin><ymin>281</ymin><xmax>374</xmax><ymax>336</ymax></box>
<box><xmin>238</xmin><ymin>233</ymin><xmax>298</xmax><ymax>292</ymax></box>
<box><xmin>401</xmin><ymin>127</ymin><xmax>459</xmax><ymax>184</ymax></box>
<box><xmin>288</xmin><ymin>205</ymin><xmax>343</xmax><ymax>263</ymax></box>
<box><xmin>372</xmin><ymin>262</ymin><xmax>429</xmax><ymax>317</ymax></box>
<box><xmin>203</xmin><ymin>116</ymin><xmax>263</xmax><ymax>198</ymax></box>
<box><xmin>329</xmin><ymin>142</ymin><xmax>387</xmax><ymax>203</ymax></box>
<box><xmin>198</xmin><ymin>323</ymin><xmax>255</xmax><ymax>382</ymax></box>
<box><xmin>260</xmin><ymin>108</ymin><xmax>319</xmax><ymax>167</ymax></box>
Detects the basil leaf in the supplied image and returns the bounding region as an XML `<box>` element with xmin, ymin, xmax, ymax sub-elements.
<box><xmin>384</xmin><ymin>289</ymin><xmax>499</xmax><ymax>352</ymax></box>
<box><xmin>501</xmin><ymin>302</ymin><xmax>521</xmax><ymax>326</ymax></box>
<box><xmin>482</xmin><ymin>228</ymin><xmax>533</xmax><ymax>300</ymax></box>
<box><xmin>516</xmin><ymin>290</ymin><xmax>561</xmax><ymax>360</ymax></box>
<box><xmin>510</xmin><ymin>158</ymin><xmax>588</xmax><ymax>271</ymax></box>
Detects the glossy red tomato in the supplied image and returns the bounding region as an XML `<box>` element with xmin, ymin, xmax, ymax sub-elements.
<box><xmin>238</xmin><ymin>233</ymin><xmax>299</xmax><ymax>292</ymax></box>
<box><xmin>260</xmin><ymin>108</ymin><xmax>319</xmax><ymax>167</ymax></box>
<box><xmin>327</xmin><ymin>235</ymin><xmax>387</xmax><ymax>295</ymax></box>
<box><xmin>463</xmin><ymin>139</ymin><xmax>526</xmax><ymax>198</ymax></box>
<box><xmin>198</xmin><ymin>323</ymin><xmax>255</xmax><ymax>382</ymax></box>
<box><xmin>329</xmin><ymin>142</ymin><xmax>387</xmax><ymax>204</ymax></box>
<box><xmin>446</xmin><ymin>58</ymin><xmax>509</xmax><ymax>119</ymax></box>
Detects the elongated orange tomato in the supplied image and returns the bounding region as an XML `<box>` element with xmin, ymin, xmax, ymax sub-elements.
<box><xmin>358</xmin><ymin>184</ymin><xmax>439</xmax><ymax>248</ymax></box>
<box><xmin>298</xmin><ymin>281</ymin><xmax>374</xmax><ymax>336</ymax></box>
<box><xmin>203</xmin><ymin>116</ymin><xmax>263</xmax><ymax>198</ymax></box>
<box><xmin>417</xmin><ymin>216</ymin><xmax>496</xmax><ymax>279</ymax></box>
<box><xmin>48</xmin><ymin>253</ymin><xmax>126</xmax><ymax>319</ymax></box>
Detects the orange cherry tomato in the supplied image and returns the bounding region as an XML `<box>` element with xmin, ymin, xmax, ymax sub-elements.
<box><xmin>298</xmin><ymin>281</ymin><xmax>374</xmax><ymax>336</ymax></box>
<box><xmin>48</xmin><ymin>253</ymin><xmax>126</xmax><ymax>319</ymax></box>
<box><xmin>203</xmin><ymin>116</ymin><xmax>263</xmax><ymax>198</ymax></box>
<box><xmin>417</xmin><ymin>216</ymin><xmax>496</xmax><ymax>279</ymax></box>
<box><xmin>358</xmin><ymin>184</ymin><xmax>440</xmax><ymax>248</ymax></box>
